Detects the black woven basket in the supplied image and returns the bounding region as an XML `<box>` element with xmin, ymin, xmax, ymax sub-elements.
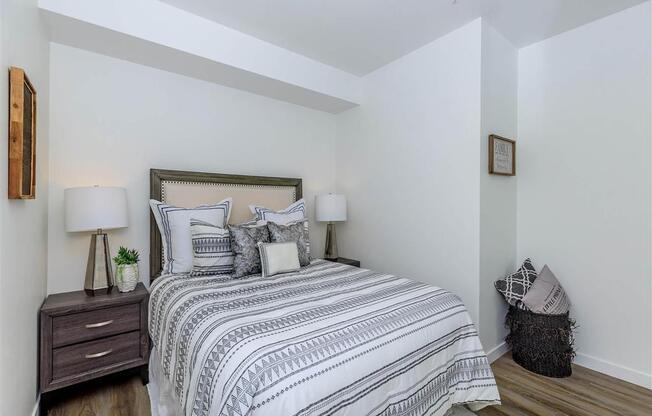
<box><xmin>505</xmin><ymin>305</ymin><xmax>575</xmax><ymax>378</ymax></box>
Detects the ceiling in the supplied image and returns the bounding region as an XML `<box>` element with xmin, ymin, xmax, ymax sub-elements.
<box><xmin>160</xmin><ymin>0</ymin><xmax>647</xmax><ymax>76</ymax></box>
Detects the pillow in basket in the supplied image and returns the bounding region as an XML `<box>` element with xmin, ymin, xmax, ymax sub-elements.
<box><xmin>522</xmin><ymin>265</ymin><xmax>571</xmax><ymax>314</ymax></box>
<box><xmin>494</xmin><ymin>258</ymin><xmax>538</xmax><ymax>307</ymax></box>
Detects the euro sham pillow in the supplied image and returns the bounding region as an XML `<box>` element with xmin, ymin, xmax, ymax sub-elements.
<box><xmin>249</xmin><ymin>199</ymin><xmax>310</xmax><ymax>256</ymax></box>
<box><xmin>258</xmin><ymin>242</ymin><xmax>301</xmax><ymax>278</ymax></box>
<box><xmin>189</xmin><ymin>219</ymin><xmax>234</xmax><ymax>276</ymax></box>
<box><xmin>494</xmin><ymin>258</ymin><xmax>538</xmax><ymax>307</ymax></box>
<box><xmin>150</xmin><ymin>198</ymin><xmax>232</xmax><ymax>274</ymax></box>
<box><xmin>228</xmin><ymin>223</ymin><xmax>270</xmax><ymax>278</ymax></box>
<box><xmin>522</xmin><ymin>265</ymin><xmax>571</xmax><ymax>314</ymax></box>
<box><xmin>267</xmin><ymin>220</ymin><xmax>310</xmax><ymax>266</ymax></box>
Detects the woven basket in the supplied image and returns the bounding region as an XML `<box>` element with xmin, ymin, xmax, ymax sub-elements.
<box><xmin>505</xmin><ymin>305</ymin><xmax>575</xmax><ymax>378</ymax></box>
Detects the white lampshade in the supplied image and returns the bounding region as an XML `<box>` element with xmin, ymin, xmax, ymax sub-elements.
<box><xmin>315</xmin><ymin>194</ymin><xmax>347</xmax><ymax>222</ymax></box>
<box><xmin>64</xmin><ymin>186</ymin><xmax>128</xmax><ymax>232</ymax></box>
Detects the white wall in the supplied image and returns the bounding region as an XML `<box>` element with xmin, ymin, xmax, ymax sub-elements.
<box><xmin>335</xmin><ymin>20</ymin><xmax>483</xmax><ymax>323</ymax></box>
<box><xmin>0</xmin><ymin>0</ymin><xmax>50</xmax><ymax>415</ymax></box>
<box><xmin>43</xmin><ymin>1</ymin><xmax>652</xmax><ymax>393</ymax></box>
<box><xmin>47</xmin><ymin>43</ymin><xmax>337</xmax><ymax>294</ymax></box>
<box><xmin>517</xmin><ymin>2</ymin><xmax>651</xmax><ymax>388</ymax></box>
<box><xmin>478</xmin><ymin>22</ymin><xmax>518</xmax><ymax>355</ymax></box>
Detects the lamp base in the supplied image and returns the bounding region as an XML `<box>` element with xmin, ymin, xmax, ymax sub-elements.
<box><xmin>324</xmin><ymin>222</ymin><xmax>338</xmax><ymax>260</ymax></box>
<box><xmin>84</xmin><ymin>231</ymin><xmax>114</xmax><ymax>296</ymax></box>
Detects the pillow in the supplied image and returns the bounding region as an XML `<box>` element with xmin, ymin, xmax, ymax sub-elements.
<box><xmin>249</xmin><ymin>199</ymin><xmax>310</xmax><ymax>256</ymax></box>
<box><xmin>189</xmin><ymin>219</ymin><xmax>234</xmax><ymax>276</ymax></box>
<box><xmin>228</xmin><ymin>223</ymin><xmax>270</xmax><ymax>278</ymax></box>
<box><xmin>267</xmin><ymin>220</ymin><xmax>310</xmax><ymax>266</ymax></box>
<box><xmin>494</xmin><ymin>258</ymin><xmax>538</xmax><ymax>307</ymax></box>
<box><xmin>522</xmin><ymin>265</ymin><xmax>571</xmax><ymax>314</ymax></box>
<box><xmin>150</xmin><ymin>198</ymin><xmax>232</xmax><ymax>274</ymax></box>
<box><xmin>258</xmin><ymin>242</ymin><xmax>300</xmax><ymax>278</ymax></box>
<box><xmin>250</xmin><ymin>198</ymin><xmax>307</xmax><ymax>224</ymax></box>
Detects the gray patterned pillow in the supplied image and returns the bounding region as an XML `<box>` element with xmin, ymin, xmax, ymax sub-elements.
<box><xmin>228</xmin><ymin>223</ymin><xmax>270</xmax><ymax>278</ymax></box>
<box><xmin>267</xmin><ymin>221</ymin><xmax>310</xmax><ymax>267</ymax></box>
<box><xmin>494</xmin><ymin>258</ymin><xmax>538</xmax><ymax>307</ymax></box>
<box><xmin>189</xmin><ymin>219</ymin><xmax>234</xmax><ymax>276</ymax></box>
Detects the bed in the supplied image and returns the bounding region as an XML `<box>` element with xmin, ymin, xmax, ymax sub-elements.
<box><xmin>147</xmin><ymin>169</ymin><xmax>500</xmax><ymax>416</ymax></box>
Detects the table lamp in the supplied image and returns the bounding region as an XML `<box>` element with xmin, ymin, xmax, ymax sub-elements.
<box><xmin>315</xmin><ymin>194</ymin><xmax>347</xmax><ymax>260</ymax></box>
<box><xmin>64</xmin><ymin>186</ymin><xmax>128</xmax><ymax>295</ymax></box>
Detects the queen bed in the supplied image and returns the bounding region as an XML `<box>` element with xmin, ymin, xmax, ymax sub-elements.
<box><xmin>147</xmin><ymin>169</ymin><xmax>500</xmax><ymax>416</ymax></box>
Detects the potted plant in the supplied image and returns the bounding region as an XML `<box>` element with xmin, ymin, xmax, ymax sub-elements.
<box><xmin>113</xmin><ymin>246</ymin><xmax>140</xmax><ymax>292</ymax></box>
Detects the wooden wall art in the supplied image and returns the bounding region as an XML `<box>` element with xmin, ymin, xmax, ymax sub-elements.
<box><xmin>8</xmin><ymin>67</ymin><xmax>37</xmax><ymax>199</ymax></box>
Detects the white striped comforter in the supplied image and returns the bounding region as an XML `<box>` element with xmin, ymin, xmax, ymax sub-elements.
<box><xmin>149</xmin><ymin>260</ymin><xmax>500</xmax><ymax>416</ymax></box>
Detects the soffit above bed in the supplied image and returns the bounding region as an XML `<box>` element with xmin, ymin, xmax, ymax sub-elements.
<box><xmin>38</xmin><ymin>0</ymin><xmax>362</xmax><ymax>114</ymax></box>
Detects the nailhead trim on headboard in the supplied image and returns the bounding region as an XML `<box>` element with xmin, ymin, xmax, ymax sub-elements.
<box><xmin>161</xmin><ymin>180</ymin><xmax>297</xmax><ymax>202</ymax></box>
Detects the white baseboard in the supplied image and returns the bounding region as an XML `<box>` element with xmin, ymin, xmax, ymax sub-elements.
<box><xmin>486</xmin><ymin>341</ymin><xmax>510</xmax><ymax>363</ymax></box>
<box><xmin>574</xmin><ymin>352</ymin><xmax>652</xmax><ymax>389</ymax></box>
<box><xmin>483</xmin><ymin>342</ymin><xmax>651</xmax><ymax>390</ymax></box>
<box><xmin>31</xmin><ymin>396</ymin><xmax>40</xmax><ymax>416</ymax></box>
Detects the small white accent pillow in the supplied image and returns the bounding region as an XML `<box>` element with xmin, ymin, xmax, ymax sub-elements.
<box><xmin>249</xmin><ymin>199</ymin><xmax>310</xmax><ymax>256</ymax></box>
<box><xmin>150</xmin><ymin>198</ymin><xmax>232</xmax><ymax>274</ymax></box>
<box><xmin>257</xmin><ymin>242</ymin><xmax>300</xmax><ymax>278</ymax></box>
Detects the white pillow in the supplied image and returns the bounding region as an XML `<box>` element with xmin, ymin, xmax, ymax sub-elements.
<box><xmin>250</xmin><ymin>199</ymin><xmax>306</xmax><ymax>224</ymax></box>
<box><xmin>257</xmin><ymin>242</ymin><xmax>300</xmax><ymax>277</ymax></box>
<box><xmin>150</xmin><ymin>198</ymin><xmax>232</xmax><ymax>274</ymax></box>
<box><xmin>249</xmin><ymin>199</ymin><xmax>310</xmax><ymax>255</ymax></box>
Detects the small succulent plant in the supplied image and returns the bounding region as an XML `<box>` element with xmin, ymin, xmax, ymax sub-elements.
<box><xmin>113</xmin><ymin>246</ymin><xmax>140</xmax><ymax>265</ymax></box>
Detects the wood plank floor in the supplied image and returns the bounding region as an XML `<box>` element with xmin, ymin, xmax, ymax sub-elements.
<box><xmin>477</xmin><ymin>354</ymin><xmax>652</xmax><ymax>416</ymax></box>
<box><xmin>46</xmin><ymin>375</ymin><xmax>151</xmax><ymax>416</ymax></box>
<box><xmin>47</xmin><ymin>354</ymin><xmax>651</xmax><ymax>416</ymax></box>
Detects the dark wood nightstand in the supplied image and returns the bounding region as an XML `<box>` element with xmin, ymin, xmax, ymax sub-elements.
<box><xmin>328</xmin><ymin>257</ymin><xmax>361</xmax><ymax>267</ymax></box>
<box><xmin>39</xmin><ymin>283</ymin><xmax>149</xmax><ymax>412</ymax></box>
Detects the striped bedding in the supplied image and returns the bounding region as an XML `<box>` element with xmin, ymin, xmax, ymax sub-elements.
<box><xmin>149</xmin><ymin>260</ymin><xmax>500</xmax><ymax>416</ymax></box>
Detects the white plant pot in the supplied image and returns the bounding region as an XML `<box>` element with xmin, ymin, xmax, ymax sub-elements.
<box><xmin>115</xmin><ymin>264</ymin><xmax>139</xmax><ymax>292</ymax></box>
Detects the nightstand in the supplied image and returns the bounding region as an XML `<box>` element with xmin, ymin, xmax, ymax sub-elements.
<box><xmin>39</xmin><ymin>283</ymin><xmax>149</xmax><ymax>412</ymax></box>
<box><xmin>328</xmin><ymin>257</ymin><xmax>360</xmax><ymax>267</ymax></box>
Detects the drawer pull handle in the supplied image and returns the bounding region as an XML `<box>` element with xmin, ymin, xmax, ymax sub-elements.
<box><xmin>85</xmin><ymin>349</ymin><xmax>113</xmax><ymax>359</ymax></box>
<box><xmin>85</xmin><ymin>320</ymin><xmax>114</xmax><ymax>329</ymax></box>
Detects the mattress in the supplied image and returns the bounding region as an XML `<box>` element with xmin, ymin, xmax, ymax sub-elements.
<box><xmin>148</xmin><ymin>260</ymin><xmax>500</xmax><ymax>416</ymax></box>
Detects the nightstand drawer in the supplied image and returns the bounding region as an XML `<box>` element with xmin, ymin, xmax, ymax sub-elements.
<box><xmin>52</xmin><ymin>303</ymin><xmax>140</xmax><ymax>347</ymax></box>
<box><xmin>52</xmin><ymin>331</ymin><xmax>141</xmax><ymax>380</ymax></box>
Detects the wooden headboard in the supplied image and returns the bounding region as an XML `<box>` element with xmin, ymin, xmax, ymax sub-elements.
<box><xmin>149</xmin><ymin>169</ymin><xmax>302</xmax><ymax>282</ymax></box>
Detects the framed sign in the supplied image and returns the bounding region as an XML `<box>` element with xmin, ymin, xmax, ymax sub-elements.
<box><xmin>8</xmin><ymin>67</ymin><xmax>36</xmax><ymax>199</ymax></box>
<box><xmin>488</xmin><ymin>134</ymin><xmax>515</xmax><ymax>176</ymax></box>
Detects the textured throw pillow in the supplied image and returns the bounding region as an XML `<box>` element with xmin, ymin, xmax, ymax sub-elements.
<box><xmin>228</xmin><ymin>223</ymin><xmax>270</xmax><ymax>278</ymax></box>
<box><xmin>258</xmin><ymin>242</ymin><xmax>301</xmax><ymax>278</ymax></box>
<box><xmin>494</xmin><ymin>258</ymin><xmax>538</xmax><ymax>307</ymax></box>
<box><xmin>266</xmin><ymin>220</ymin><xmax>310</xmax><ymax>266</ymax></box>
<box><xmin>522</xmin><ymin>265</ymin><xmax>571</xmax><ymax>314</ymax></box>
<box><xmin>249</xmin><ymin>199</ymin><xmax>310</xmax><ymax>256</ymax></box>
<box><xmin>150</xmin><ymin>198</ymin><xmax>232</xmax><ymax>274</ymax></box>
<box><xmin>189</xmin><ymin>219</ymin><xmax>234</xmax><ymax>276</ymax></box>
